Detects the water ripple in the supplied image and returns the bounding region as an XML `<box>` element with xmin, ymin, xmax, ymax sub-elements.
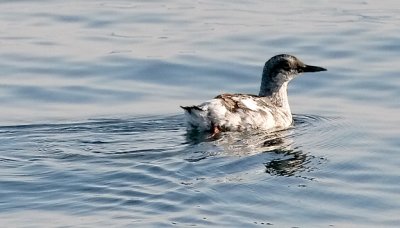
<box><xmin>1</xmin><ymin>0</ymin><xmax>400</xmax><ymax>227</ymax></box>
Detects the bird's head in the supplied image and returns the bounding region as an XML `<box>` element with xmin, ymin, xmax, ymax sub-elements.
<box><xmin>262</xmin><ymin>54</ymin><xmax>327</xmax><ymax>84</ymax></box>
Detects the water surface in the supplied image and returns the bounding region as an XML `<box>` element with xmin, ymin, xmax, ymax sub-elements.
<box><xmin>0</xmin><ymin>0</ymin><xmax>400</xmax><ymax>227</ymax></box>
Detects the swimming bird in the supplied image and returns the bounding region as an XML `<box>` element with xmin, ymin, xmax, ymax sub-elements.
<box><xmin>181</xmin><ymin>54</ymin><xmax>327</xmax><ymax>135</ymax></box>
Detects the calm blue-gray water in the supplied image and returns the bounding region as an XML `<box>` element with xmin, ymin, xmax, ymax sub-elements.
<box><xmin>1</xmin><ymin>0</ymin><xmax>400</xmax><ymax>227</ymax></box>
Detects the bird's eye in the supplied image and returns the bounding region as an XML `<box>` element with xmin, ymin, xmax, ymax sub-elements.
<box><xmin>282</xmin><ymin>61</ymin><xmax>291</xmax><ymax>71</ymax></box>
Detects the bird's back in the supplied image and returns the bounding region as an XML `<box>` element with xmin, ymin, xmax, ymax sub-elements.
<box><xmin>182</xmin><ymin>93</ymin><xmax>293</xmax><ymax>132</ymax></box>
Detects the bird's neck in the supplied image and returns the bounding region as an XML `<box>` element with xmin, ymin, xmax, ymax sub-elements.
<box><xmin>259</xmin><ymin>75</ymin><xmax>290</xmax><ymax>111</ymax></box>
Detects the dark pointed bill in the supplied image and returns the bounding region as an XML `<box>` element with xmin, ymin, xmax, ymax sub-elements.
<box><xmin>302</xmin><ymin>64</ymin><xmax>327</xmax><ymax>72</ymax></box>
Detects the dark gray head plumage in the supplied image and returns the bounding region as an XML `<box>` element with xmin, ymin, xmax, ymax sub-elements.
<box><xmin>259</xmin><ymin>54</ymin><xmax>326</xmax><ymax>96</ymax></box>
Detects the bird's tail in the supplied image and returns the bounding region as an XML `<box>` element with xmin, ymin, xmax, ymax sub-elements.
<box><xmin>180</xmin><ymin>105</ymin><xmax>202</xmax><ymax>114</ymax></box>
<box><xmin>180</xmin><ymin>105</ymin><xmax>210</xmax><ymax>130</ymax></box>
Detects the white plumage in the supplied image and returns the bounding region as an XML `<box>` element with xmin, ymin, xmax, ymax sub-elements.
<box><xmin>182</xmin><ymin>94</ymin><xmax>291</xmax><ymax>132</ymax></box>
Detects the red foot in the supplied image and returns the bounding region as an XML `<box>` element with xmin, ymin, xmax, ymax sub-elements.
<box><xmin>210</xmin><ymin>125</ymin><xmax>221</xmax><ymax>138</ymax></box>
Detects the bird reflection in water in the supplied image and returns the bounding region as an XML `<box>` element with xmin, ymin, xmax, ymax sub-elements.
<box><xmin>264</xmin><ymin>149</ymin><xmax>308</xmax><ymax>177</ymax></box>
<box><xmin>184</xmin><ymin>127</ymin><xmax>321</xmax><ymax>177</ymax></box>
